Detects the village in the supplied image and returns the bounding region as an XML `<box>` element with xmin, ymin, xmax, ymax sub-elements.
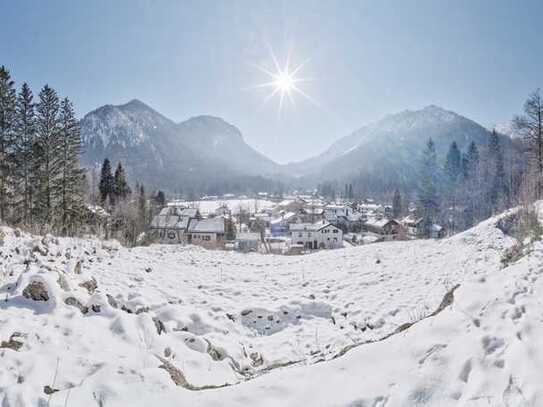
<box><xmin>149</xmin><ymin>194</ymin><xmax>446</xmax><ymax>254</ymax></box>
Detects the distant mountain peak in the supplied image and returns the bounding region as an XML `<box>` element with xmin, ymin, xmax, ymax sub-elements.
<box><xmin>122</xmin><ymin>98</ymin><xmax>148</xmax><ymax>108</ymax></box>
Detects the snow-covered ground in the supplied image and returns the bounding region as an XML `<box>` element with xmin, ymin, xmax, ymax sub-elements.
<box><xmin>1</xmin><ymin>212</ymin><xmax>542</xmax><ymax>406</ymax></box>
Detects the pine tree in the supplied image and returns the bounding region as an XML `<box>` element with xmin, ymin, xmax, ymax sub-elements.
<box><xmin>487</xmin><ymin>130</ymin><xmax>508</xmax><ymax>212</ymax></box>
<box><xmin>444</xmin><ymin>141</ymin><xmax>462</xmax><ymax>233</ymax></box>
<box><xmin>461</xmin><ymin>142</ymin><xmax>480</xmax><ymax>227</ymax></box>
<box><xmin>418</xmin><ymin>138</ymin><xmax>440</xmax><ymax>237</ymax></box>
<box><xmin>392</xmin><ymin>188</ymin><xmax>402</xmax><ymax>219</ymax></box>
<box><xmin>0</xmin><ymin>66</ymin><xmax>16</xmax><ymax>222</ymax></box>
<box><xmin>114</xmin><ymin>162</ymin><xmax>131</xmax><ymax>200</ymax></box>
<box><xmin>154</xmin><ymin>190</ymin><xmax>166</xmax><ymax>208</ymax></box>
<box><xmin>12</xmin><ymin>83</ymin><xmax>36</xmax><ymax>226</ymax></box>
<box><xmin>444</xmin><ymin>141</ymin><xmax>462</xmax><ymax>184</ymax></box>
<box><xmin>34</xmin><ymin>85</ymin><xmax>61</xmax><ymax>226</ymax></box>
<box><xmin>99</xmin><ymin>158</ymin><xmax>115</xmax><ymax>206</ymax></box>
<box><xmin>54</xmin><ymin>97</ymin><xmax>85</xmax><ymax>235</ymax></box>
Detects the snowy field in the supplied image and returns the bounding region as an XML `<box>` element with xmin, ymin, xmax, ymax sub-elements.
<box><xmin>2</xmin><ymin>212</ymin><xmax>543</xmax><ymax>406</ymax></box>
<box><xmin>168</xmin><ymin>198</ymin><xmax>276</xmax><ymax>215</ymax></box>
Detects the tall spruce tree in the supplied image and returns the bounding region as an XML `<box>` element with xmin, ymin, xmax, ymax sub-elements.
<box><xmin>392</xmin><ymin>189</ymin><xmax>402</xmax><ymax>219</ymax></box>
<box><xmin>34</xmin><ymin>85</ymin><xmax>61</xmax><ymax>226</ymax></box>
<box><xmin>444</xmin><ymin>141</ymin><xmax>462</xmax><ymax>183</ymax></box>
<box><xmin>488</xmin><ymin>130</ymin><xmax>508</xmax><ymax>212</ymax></box>
<box><xmin>0</xmin><ymin>66</ymin><xmax>16</xmax><ymax>222</ymax></box>
<box><xmin>114</xmin><ymin>162</ymin><xmax>131</xmax><ymax>200</ymax></box>
<box><xmin>444</xmin><ymin>141</ymin><xmax>462</xmax><ymax>232</ymax></box>
<box><xmin>418</xmin><ymin>138</ymin><xmax>440</xmax><ymax>237</ymax></box>
<box><xmin>461</xmin><ymin>141</ymin><xmax>481</xmax><ymax>227</ymax></box>
<box><xmin>99</xmin><ymin>158</ymin><xmax>115</xmax><ymax>206</ymax></box>
<box><xmin>55</xmin><ymin>98</ymin><xmax>85</xmax><ymax>234</ymax></box>
<box><xmin>12</xmin><ymin>83</ymin><xmax>36</xmax><ymax>225</ymax></box>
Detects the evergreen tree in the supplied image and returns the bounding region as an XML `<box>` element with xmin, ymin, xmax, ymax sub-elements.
<box><xmin>34</xmin><ymin>85</ymin><xmax>61</xmax><ymax>226</ymax></box>
<box><xmin>99</xmin><ymin>158</ymin><xmax>115</xmax><ymax>206</ymax></box>
<box><xmin>0</xmin><ymin>66</ymin><xmax>16</xmax><ymax>222</ymax></box>
<box><xmin>461</xmin><ymin>142</ymin><xmax>480</xmax><ymax>227</ymax></box>
<box><xmin>444</xmin><ymin>141</ymin><xmax>462</xmax><ymax>233</ymax></box>
<box><xmin>487</xmin><ymin>130</ymin><xmax>508</xmax><ymax>212</ymax></box>
<box><xmin>418</xmin><ymin>138</ymin><xmax>440</xmax><ymax>237</ymax></box>
<box><xmin>114</xmin><ymin>162</ymin><xmax>131</xmax><ymax>200</ymax></box>
<box><xmin>54</xmin><ymin>97</ymin><xmax>85</xmax><ymax>234</ymax></box>
<box><xmin>154</xmin><ymin>190</ymin><xmax>166</xmax><ymax>208</ymax></box>
<box><xmin>444</xmin><ymin>141</ymin><xmax>462</xmax><ymax>184</ymax></box>
<box><xmin>392</xmin><ymin>189</ymin><xmax>402</xmax><ymax>219</ymax></box>
<box><xmin>12</xmin><ymin>83</ymin><xmax>36</xmax><ymax>225</ymax></box>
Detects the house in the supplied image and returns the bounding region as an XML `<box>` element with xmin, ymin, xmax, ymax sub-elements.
<box><xmin>270</xmin><ymin>211</ymin><xmax>303</xmax><ymax>236</ymax></box>
<box><xmin>235</xmin><ymin>232</ymin><xmax>261</xmax><ymax>252</ymax></box>
<box><xmin>300</xmin><ymin>207</ymin><xmax>325</xmax><ymax>223</ymax></box>
<box><xmin>401</xmin><ymin>215</ymin><xmax>423</xmax><ymax>236</ymax></box>
<box><xmin>324</xmin><ymin>204</ymin><xmax>353</xmax><ymax>222</ymax></box>
<box><xmin>289</xmin><ymin>221</ymin><xmax>343</xmax><ymax>250</ymax></box>
<box><xmin>430</xmin><ymin>224</ymin><xmax>446</xmax><ymax>239</ymax></box>
<box><xmin>188</xmin><ymin>217</ymin><xmax>227</xmax><ymax>249</ymax></box>
<box><xmin>365</xmin><ymin>218</ymin><xmax>402</xmax><ymax>239</ymax></box>
<box><xmin>149</xmin><ymin>206</ymin><xmax>201</xmax><ymax>243</ymax></box>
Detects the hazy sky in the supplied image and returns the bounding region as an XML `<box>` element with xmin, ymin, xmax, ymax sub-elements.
<box><xmin>1</xmin><ymin>0</ymin><xmax>542</xmax><ymax>163</ymax></box>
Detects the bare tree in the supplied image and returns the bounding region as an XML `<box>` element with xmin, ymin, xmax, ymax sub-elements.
<box><xmin>514</xmin><ymin>89</ymin><xmax>543</xmax><ymax>198</ymax></box>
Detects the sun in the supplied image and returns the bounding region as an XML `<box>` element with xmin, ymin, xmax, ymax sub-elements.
<box><xmin>250</xmin><ymin>49</ymin><xmax>316</xmax><ymax>115</ymax></box>
<box><xmin>275</xmin><ymin>72</ymin><xmax>294</xmax><ymax>92</ymax></box>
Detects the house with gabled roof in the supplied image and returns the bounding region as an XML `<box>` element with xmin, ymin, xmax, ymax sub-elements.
<box><xmin>188</xmin><ymin>217</ymin><xmax>228</xmax><ymax>249</ymax></box>
<box><xmin>289</xmin><ymin>220</ymin><xmax>343</xmax><ymax>250</ymax></box>
<box><xmin>149</xmin><ymin>206</ymin><xmax>202</xmax><ymax>243</ymax></box>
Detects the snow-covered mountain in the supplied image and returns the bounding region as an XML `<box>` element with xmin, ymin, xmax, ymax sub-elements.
<box><xmin>493</xmin><ymin>120</ymin><xmax>523</xmax><ymax>139</ymax></box>
<box><xmin>80</xmin><ymin>100</ymin><xmax>279</xmax><ymax>191</ymax></box>
<box><xmin>285</xmin><ymin>105</ymin><xmax>511</xmax><ymax>186</ymax></box>
<box><xmin>175</xmin><ymin>115</ymin><xmax>278</xmax><ymax>176</ymax></box>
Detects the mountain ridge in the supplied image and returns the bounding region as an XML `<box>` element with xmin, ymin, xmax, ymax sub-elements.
<box><xmin>80</xmin><ymin>100</ymin><xmax>513</xmax><ymax>194</ymax></box>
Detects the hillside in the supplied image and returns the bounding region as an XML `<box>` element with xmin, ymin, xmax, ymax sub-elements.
<box><xmin>3</xmin><ymin>206</ymin><xmax>542</xmax><ymax>405</ymax></box>
<box><xmin>80</xmin><ymin>100</ymin><xmax>280</xmax><ymax>193</ymax></box>
<box><xmin>285</xmin><ymin>105</ymin><xmax>514</xmax><ymax>189</ymax></box>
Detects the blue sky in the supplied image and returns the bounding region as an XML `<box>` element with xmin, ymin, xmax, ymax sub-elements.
<box><xmin>1</xmin><ymin>0</ymin><xmax>542</xmax><ymax>163</ymax></box>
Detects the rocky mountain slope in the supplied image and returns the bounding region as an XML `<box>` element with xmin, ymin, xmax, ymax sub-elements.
<box><xmin>285</xmin><ymin>105</ymin><xmax>514</xmax><ymax>187</ymax></box>
<box><xmin>80</xmin><ymin>100</ymin><xmax>280</xmax><ymax>192</ymax></box>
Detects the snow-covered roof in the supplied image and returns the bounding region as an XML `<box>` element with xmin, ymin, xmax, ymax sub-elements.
<box><xmin>366</xmin><ymin>218</ymin><xmax>399</xmax><ymax>229</ymax></box>
<box><xmin>236</xmin><ymin>232</ymin><xmax>260</xmax><ymax>241</ymax></box>
<box><xmin>189</xmin><ymin>218</ymin><xmax>225</xmax><ymax>234</ymax></box>
<box><xmin>290</xmin><ymin>221</ymin><xmax>335</xmax><ymax>232</ymax></box>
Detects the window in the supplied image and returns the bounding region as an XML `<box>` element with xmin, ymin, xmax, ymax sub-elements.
<box><xmin>333</xmin><ymin>229</ymin><xmax>338</xmax><ymax>234</ymax></box>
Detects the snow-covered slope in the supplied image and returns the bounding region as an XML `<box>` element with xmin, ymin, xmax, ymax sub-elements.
<box><xmin>2</xmin><ymin>209</ymin><xmax>539</xmax><ymax>406</ymax></box>
<box><xmin>285</xmin><ymin>106</ymin><xmax>513</xmax><ymax>185</ymax></box>
<box><xmin>80</xmin><ymin>100</ymin><xmax>280</xmax><ymax>190</ymax></box>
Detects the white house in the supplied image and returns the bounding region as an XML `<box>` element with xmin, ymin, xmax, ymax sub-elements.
<box><xmin>324</xmin><ymin>204</ymin><xmax>352</xmax><ymax>222</ymax></box>
<box><xmin>289</xmin><ymin>221</ymin><xmax>343</xmax><ymax>250</ymax></box>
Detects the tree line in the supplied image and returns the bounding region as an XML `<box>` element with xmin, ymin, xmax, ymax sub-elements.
<box><xmin>417</xmin><ymin>89</ymin><xmax>543</xmax><ymax>237</ymax></box>
<box><xmin>0</xmin><ymin>66</ymin><xmax>85</xmax><ymax>235</ymax></box>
